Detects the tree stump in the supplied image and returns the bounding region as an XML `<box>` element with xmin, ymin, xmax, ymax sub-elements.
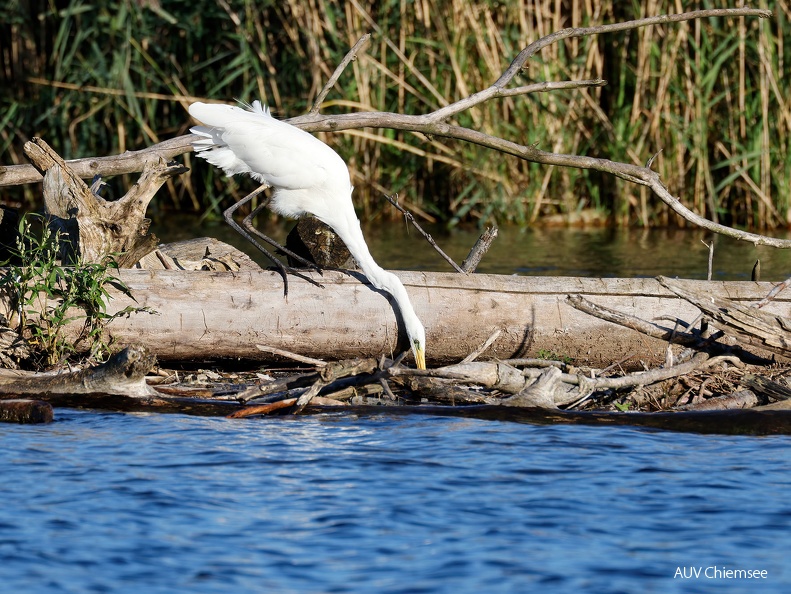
<box><xmin>23</xmin><ymin>137</ymin><xmax>188</xmax><ymax>267</ymax></box>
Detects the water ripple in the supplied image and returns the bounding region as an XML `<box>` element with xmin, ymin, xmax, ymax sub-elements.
<box><xmin>0</xmin><ymin>410</ymin><xmax>789</xmax><ymax>593</ymax></box>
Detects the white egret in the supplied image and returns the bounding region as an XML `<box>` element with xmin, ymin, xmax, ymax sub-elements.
<box><xmin>188</xmin><ymin>100</ymin><xmax>426</xmax><ymax>369</ymax></box>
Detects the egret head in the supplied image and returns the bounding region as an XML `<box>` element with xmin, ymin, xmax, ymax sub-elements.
<box><xmin>406</xmin><ymin>316</ymin><xmax>427</xmax><ymax>370</ymax></box>
<box><xmin>412</xmin><ymin>338</ymin><xmax>426</xmax><ymax>370</ymax></box>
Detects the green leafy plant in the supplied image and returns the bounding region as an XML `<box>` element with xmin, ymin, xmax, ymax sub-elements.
<box><xmin>537</xmin><ymin>349</ymin><xmax>573</xmax><ymax>364</ymax></box>
<box><xmin>0</xmin><ymin>214</ymin><xmax>150</xmax><ymax>368</ymax></box>
<box><xmin>613</xmin><ymin>400</ymin><xmax>631</xmax><ymax>412</ymax></box>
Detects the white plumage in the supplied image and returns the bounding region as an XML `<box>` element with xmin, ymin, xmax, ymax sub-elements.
<box><xmin>188</xmin><ymin>100</ymin><xmax>426</xmax><ymax>369</ymax></box>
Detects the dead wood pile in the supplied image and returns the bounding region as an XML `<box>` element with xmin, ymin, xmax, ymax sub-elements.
<box><xmin>3</xmin><ymin>273</ymin><xmax>791</xmax><ymax>430</ymax></box>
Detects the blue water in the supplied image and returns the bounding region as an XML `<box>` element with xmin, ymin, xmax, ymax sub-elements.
<box><xmin>1</xmin><ymin>410</ymin><xmax>789</xmax><ymax>593</ymax></box>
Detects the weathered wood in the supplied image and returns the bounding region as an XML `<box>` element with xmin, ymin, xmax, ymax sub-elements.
<box><xmin>0</xmin><ymin>344</ymin><xmax>157</xmax><ymax>398</ymax></box>
<box><xmin>1</xmin><ymin>272</ymin><xmax>789</xmax><ymax>366</ymax></box>
<box><xmin>500</xmin><ymin>365</ymin><xmax>563</xmax><ymax>408</ymax></box>
<box><xmin>741</xmin><ymin>374</ymin><xmax>791</xmax><ymax>402</ymax></box>
<box><xmin>23</xmin><ymin>137</ymin><xmax>187</xmax><ymax>266</ymax></box>
<box><xmin>388</xmin><ymin>361</ymin><xmax>528</xmax><ymax>393</ymax></box>
<box><xmin>1</xmin><ymin>135</ymin><xmax>195</xmax><ymax>187</ymax></box>
<box><xmin>0</xmin><ymin>399</ymin><xmax>54</xmax><ymax>423</ymax></box>
<box><xmin>658</xmin><ymin>276</ymin><xmax>791</xmax><ymax>357</ymax></box>
<box><xmin>0</xmin><ymin>321</ymin><xmax>30</xmax><ymax>369</ymax></box>
<box><xmin>566</xmin><ymin>293</ymin><xmax>768</xmax><ymax>364</ymax></box>
<box><xmin>462</xmin><ymin>227</ymin><xmax>498</xmax><ymax>273</ymax></box>
<box><xmin>678</xmin><ymin>389</ymin><xmax>760</xmax><ymax>411</ymax></box>
<box><xmin>285</xmin><ymin>218</ymin><xmax>354</xmax><ymax>269</ymax></box>
<box><xmin>135</xmin><ymin>237</ymin><xmax>262</xmax><ymax>271</ymax></box>
<box><xmin>392</xmin><ymin>376</ymin><xmax>493</xmax><ymax>404</ymax></box>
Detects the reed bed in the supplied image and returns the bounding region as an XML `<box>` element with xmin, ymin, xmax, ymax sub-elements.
<box><xmin>1</xmin><ymin>0</ymin><xmax>788</xmax><ymax>229</ymax></box>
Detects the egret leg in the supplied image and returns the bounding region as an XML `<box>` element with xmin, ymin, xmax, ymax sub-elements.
<box><xmin>241</xmin><ymin>203</ymin><xmax>324</xmax><ymax>273</ymax></box>
<box><xmin>223</xmin><ymin>185</ymin><xmax>322</xmax><ymax>296</ymax></box>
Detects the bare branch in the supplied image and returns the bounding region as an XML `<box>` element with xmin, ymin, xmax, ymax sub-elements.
<box><xmin>646</xmin><ymin>177</ymin><xmax>791</xmax><ymax>248</ymax></box>
<box><xmin>461</xmin><ymin>226</ymin><xmax>498</xmax><ymax>273</ymax></box>
<box><xmin>383</xmin><ymin>193</ymin><xmax>464</xmax><ymax>273</ymax></box>
<box><xmin>460</xmin><ymin>328</ymin><xmax>502</xmax><ymax>364</ymax></box>
<box><xmin>494</xmin><ymin>7</ymin><xmax>772</xmax><ymax>87</ymax></box>
<box><xmin>255</xmin><ymin>345</ymin><xmax>327</xmax><ymax>367</ymax></box>
<box><xmin>309</xmin><ymin>33</ymin><xmax>371</xmax><ymax>115</ymax></box>
<box><xmin>428</xmin><ymin>79</ymin><xmax>607</xmax><ymax>123</ymax></box>
<box><xmin>754</xmin><ymin>276</ymin><xmax>791</xmax><ymax>309</ymax></box>
<box><xmin>1</xmin><ymin>135</ymin><xmax>194</xmax><ymax>186</ymax></box>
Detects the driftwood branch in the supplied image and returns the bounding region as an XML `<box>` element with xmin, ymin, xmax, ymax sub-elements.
<box><xmin>0</xmin><ymin>344</ymin><xmax>157</xmax><ymax>397</ymax></box>
<box><xmin>677</xmin><ymin>389</ymin><xmax>759</xmax><ymax>411</ymax></box>
<box><xmin>657</xmin><ymin>276</ymin><xmax>791</xmax><ymax>357</ymax></box>
<box><xmin>386</xmin><ymin>352</ymin><xmax>714</xmax><ymax>408</ymax></box>
<box><xmin>383</xmin><ymin>193</ymin><xmax>464</xmax><ymax>273</ymax></box>
<box><xmin>2</xmin><ymin>135</ymin><xmax>193</xmax><ymax>186</ymax></box>
<box><xmin>755</xmin><ymin>276</ymin><xmax>791</xmax><ymax>309</ymax></box>
<box><xmin>566</xmin><ymin>293</ymin><xmax>706</xmax><ymax>346</ymax></box>
<box><xmin>23</xmin><ymin>137</ymin><xmax>185</xmax><ymax>265</ymax></box>
<box><xmin>462</xmin><ymin>227</ymin><xmax>498</xmax><ymax>273</ymax></box>
<box><xmin>566</xmin><ymin>292</ymin><xmax>772</xmax><ymax>366</ymax></box>
<box><xmin>460</xmin><ymin>328</ymin><xmax>502</xmax><ymax>363</ymax></box>
<box><xmin>741</xmin><ymin>374</ymin><xmax>791</xmax><ymax>402</ymax></box>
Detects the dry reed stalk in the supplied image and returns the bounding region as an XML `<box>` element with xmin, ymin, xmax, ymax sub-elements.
<box><xmin>2</xmin><ymin>0</ymin><xmax>788</xmax><ymax>229</ymax></box>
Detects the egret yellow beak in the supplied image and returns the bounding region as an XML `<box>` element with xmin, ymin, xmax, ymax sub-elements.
<box><xmin>414</xmin><ymin>345</ymin><xmax>426</xmax><ymax>370</ymax></box>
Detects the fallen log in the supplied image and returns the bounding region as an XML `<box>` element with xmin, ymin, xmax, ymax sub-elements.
<box><xmin>0</xmin><ymin>344</ymin><xmax>157</xmax><ymax>398</ymax></box>
<box><xmin>1</xmin><ymin>271</ymin><xmax>788</xmax><ymax>366</ymax></box>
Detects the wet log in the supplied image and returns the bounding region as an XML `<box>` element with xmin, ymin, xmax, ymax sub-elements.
<box><xmin>0</xmin><ymin>399</ymin><xmax>54</xmax><ymax>424</ymax></box>
<box><xmin>1</xmin><ymin>272</ymin><xmax>788</xmax><ymax>367</ymax></box>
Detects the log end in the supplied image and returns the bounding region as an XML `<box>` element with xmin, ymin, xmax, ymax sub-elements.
<box><xmin>0</xmin><ymin>399</ymin><xmax>54</xmax><ymax>424</ymax></box>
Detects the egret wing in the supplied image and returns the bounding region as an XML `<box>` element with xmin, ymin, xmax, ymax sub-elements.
<box><xmin>189</xmin><ymin>101</ymin><xmax>346</xmax><ymax>191</ymax></box>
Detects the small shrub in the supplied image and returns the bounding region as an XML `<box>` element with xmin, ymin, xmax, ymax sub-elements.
<box><xmin>0</xmin><ymin>214</ymin><xmax>151</xmax><ymax>368</ymax></box>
